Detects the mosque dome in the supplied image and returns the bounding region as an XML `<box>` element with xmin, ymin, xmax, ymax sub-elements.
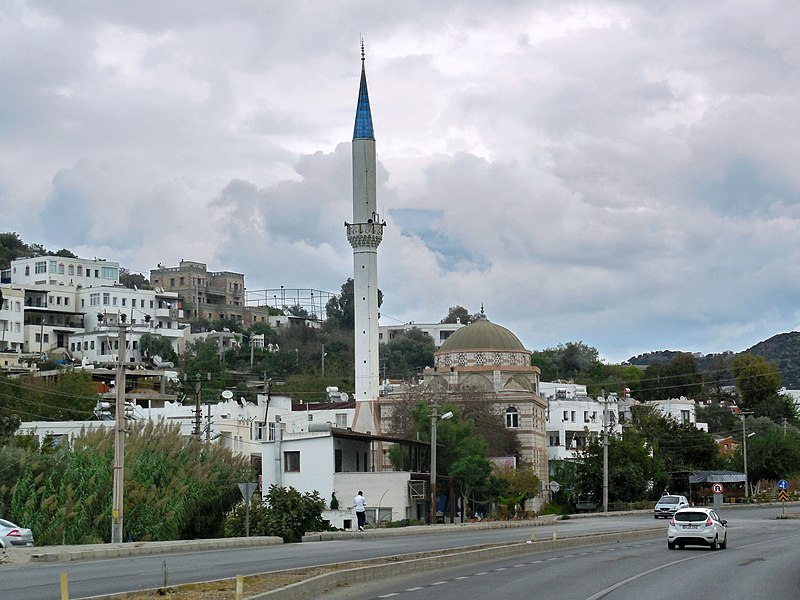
<box><xmin>439</xmin><ymin>317</ymin><xmax>526</xmax><ymax>353</ymax></box>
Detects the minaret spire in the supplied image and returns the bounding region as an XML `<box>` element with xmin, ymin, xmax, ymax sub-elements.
<box><xmin>347</xmin><ymin>43</ymin><xmax>384</xmax><ymax>435</ymax></box>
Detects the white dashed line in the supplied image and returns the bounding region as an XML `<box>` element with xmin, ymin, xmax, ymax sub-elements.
<box><xmin>476</xmin><ymin>571</ymin><xmax>489</xmax><ymax>576</ymax></box>
<box><xmin>405</xmin><ymin>587</ymin><xmax>423</xmax><ymax>592</ymax></box>
<box><xmin>431</xmin><ymin>581</ymin><xmax>447</xmax><ymax>586</ymax></box>
<box><xmin>377</xmin><ymin>594</ymin><xmax>399</xmax><ymax>598</ymax></box>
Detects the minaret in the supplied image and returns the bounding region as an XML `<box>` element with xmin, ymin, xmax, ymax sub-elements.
<box><xmin>347</xmin><ymin>42</ymin><xmax>384</xmax><ymax>434</ymax></box>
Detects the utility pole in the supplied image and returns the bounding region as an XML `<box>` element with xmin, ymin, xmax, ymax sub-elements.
<box><xmin>110</xmin><ymin>313</ymin><xmax>129</xmax><ymax>544</ymax></box>
<box><xmin>601</xmin><ymin>389</ymin><xmax>608</xmax><ymax>514</ymax></box>
<box><xmin>429</xmin><ymin>401</ymin><xmax>438</xmax><ymax>525</ymax></box>
<box><xmin>321</xmin><ymin>344</ymin><xmax>326</xmax><ymax>377</ymax></box>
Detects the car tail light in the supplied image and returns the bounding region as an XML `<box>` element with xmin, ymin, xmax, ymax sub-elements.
<box><xmin>6</xmin><ymin>529</ymin><xmax>21</xmax><ymax>537</ymax></box>
<box><xmin>706</xmin><ymin>517</ymin><xmax>713</xmax><ymax>526</ymax></box>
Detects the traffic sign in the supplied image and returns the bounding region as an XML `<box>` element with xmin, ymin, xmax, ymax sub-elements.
<box><xmin>711</xmin><ymin>483</ymin><xmax>724</xmax><ymax>494</ymax></box>
<box><xmin>778</xmin><ymin>479</ymin><xmax>789</xmax><ymax>490</ymax></box>
<box><xmin>778</xmin><ymin>490</ymin><xmax>789</xmax><ymax>502</ymax></box>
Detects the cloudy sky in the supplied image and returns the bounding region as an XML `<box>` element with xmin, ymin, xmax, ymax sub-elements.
<box><xmin>2</xmin><ymin>1</ymin><xmax>799</xmax><ymax>363</ymax></box>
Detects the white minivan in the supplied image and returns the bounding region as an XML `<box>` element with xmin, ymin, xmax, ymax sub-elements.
<box><xmin>653</xmin><ymin>494</ymin><xmax>689</xmax><ymax>519</ymax></box>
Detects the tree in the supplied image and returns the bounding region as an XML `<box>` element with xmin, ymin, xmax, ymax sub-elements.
<box><xmin>119</xmin><ymin>268</ymin><xmax>152</xmax><ymax>290</ymax></box>
<box><xmin>635</xmin><ymin>352</ymin><xmax>702</xmax><ymax>401</ymax></box>
<box><xmin>225</xmin><ymin>485</ymin><xmax>326</xmax><ymax>542</ymax></box>
<box><xmin>728</xmin><ymin>428</ymin><xmax>800</xmax><ymax>490</ymax></box>
<box><xmin>530</xmin><ymin>342</ymin><xmax>600</xmax><ymax>382</ymax></box>
<box><xmin>139</xmin><ymin>333</ymin><xmax>177</xmax><ymax>363</ymax></box>
<box><xmin>0</xmin><ymin>413</ymin><xmax>20</xmax><ymax>445</ymax></box>
<box><xmin>494</xmin><ymin>466</ymin><xmax>541</xmax><ymax>515</ymax></box>
<box><xmin>380</xmin><ymin>328</ymin><xmax>436</xmax><ymax>381</ymax></box>
<box><xmin>0</xmin><ymin>371</ymin><xmax>98</xmax><ymax>421</ymax></box>
<box><xmin>449</xmin><ymin>454</ymin><xmax>493</xmax><ymax>517</ymax></box>
<box><xmin>324</xmin><ymin>278</ymin><xmax>382</xmax><ymax>331</ymax></box>
<box><xmin>0</xmin><ymin>232</ymin><xmax>30</xmax><ymax>269</ymax></box>
<box><xmin>731</xmin><ymin>354</ymin><xmax>794</xmax><ymax>423</ymax></box>
<box><xmin>440</xmin><ymin>306</ymin><xmax>476</xmax><ymax>324</ymax></box>
<box><xmin>577</xmin><ymin>429</ymin><xmax>664</xmax><ymax>503</ymax></box>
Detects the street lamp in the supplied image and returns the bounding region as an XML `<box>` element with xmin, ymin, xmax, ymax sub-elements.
<box><xmin>429</xmin><ymin>404</ymin><xmax>453</xmax><ymax>525</ymax></box>
<box><xmin>740</xmin><ymin>411</ymin><xmax>754</xmax><ymax>498</ymax></box>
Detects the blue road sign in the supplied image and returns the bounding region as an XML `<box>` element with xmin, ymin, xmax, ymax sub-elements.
<box><xmin>778</xmin><ymin>479</ymin><xmax>789</xmax><ymax>490</ymax></box>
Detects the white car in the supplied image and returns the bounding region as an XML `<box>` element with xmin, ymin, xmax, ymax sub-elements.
<box><xmin>667</xmin><ymin>507</ymin><xmax>727</xmax><ymax>550</ymax></box>
<box><xmin>653</xmin><ymin>494</ymin><xmax>689</xmax><ymax>519</ymax></box>
<box><xmin>0</xmin><ymin>518</ymin><xmax>35</xmax><ymax>548</ymax></box>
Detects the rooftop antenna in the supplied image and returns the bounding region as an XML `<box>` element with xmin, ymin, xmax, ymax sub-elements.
<box><xmin>361</xmin><ymin>37</ymin><xmax>365</xmax><ymax>62</ymax></box>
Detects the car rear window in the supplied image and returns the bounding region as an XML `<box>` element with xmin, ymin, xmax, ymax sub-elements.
<box><xmin>659</xmin><ymin>497</ymin><xmax>679</xmax><ymax>504</ymax></box>
<box><xmin>674</xmin><ymin>511</ymin><xmax>708</xmax><ymax>522</ymax></box>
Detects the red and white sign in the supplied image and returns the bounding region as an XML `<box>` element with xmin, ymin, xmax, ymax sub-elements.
<box><xmin>712</xmin><ymin>483</ymin><xmax>724</xmax><ymax>494</ymax></box>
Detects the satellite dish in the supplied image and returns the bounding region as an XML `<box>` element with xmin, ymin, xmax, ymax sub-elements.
<box><xmin>339</xmin><ymin>392</ymin><xmax>349</xmax><ymax>402</ymax></box>
<box><xmin>221</xmin><ymin>390</ymin><xmax>234</xmax><ymax>400</ymax></box>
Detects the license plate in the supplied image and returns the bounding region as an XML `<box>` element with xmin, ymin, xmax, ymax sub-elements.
<box><xmin>682</xmin><ymin>525</ymin><xmax>698</xmax><ymax>529</ymax></box>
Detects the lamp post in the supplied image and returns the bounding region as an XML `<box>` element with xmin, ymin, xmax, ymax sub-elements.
<box><xmin>600</xmin><ymin>390</ymin><xmax>609</xmax><ymax>514</ymax></box>
<box><xmin>740</xmin><ymin>411</ymin><xmax>754</xmax><ymax>497</ymax></box>
<box><xmin>429</xmin><ymin>401</ymin><xmax>453</xmax><ymax>525</ymax></box>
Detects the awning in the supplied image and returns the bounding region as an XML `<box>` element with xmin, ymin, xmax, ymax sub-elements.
<box><xmin>689</xmin><ymin>470</ymin><xmax>746</xmax><ymax>484</ymax></box>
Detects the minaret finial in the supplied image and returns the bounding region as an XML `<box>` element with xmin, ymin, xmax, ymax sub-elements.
<box><xmin>361</xmin><ymin>37</ymin><xmax>365</xmax><ymax>62</ymax></box>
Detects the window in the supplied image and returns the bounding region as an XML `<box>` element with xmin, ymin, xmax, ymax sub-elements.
<box><xmin>284</xmin><ymin>451</ymin><xmax>300</xmax><ymax>472</ymax></box>
<box><xmin>90</xmin><ymin>341</ymin><xmax>94</xmax><ymax>350</ymax></box>
<box><xmin>35</xmin><ymin>261</ymin><xmax>46</xmax><ymax>274</ymax></box>
<box><xmin>77</xmin><ymin>266</ymin><xmax>83</xmax><ymax>276</ymax></box>
<box><xmin>505</xmin><ymin>406</ymin><xmax>519</xmax><ymax>428</ymax></box>
<box><xmin>571</xmin><ymin>411</ymin><xmax>576</xmax><ymax>422</ymax></box>
<box><xmin>58</xmin><ymin>263</ymin><xmax>65</xmax><ymax>274</ymax></box>
<box><xmin>101</xmin><ymin>266</ymin><xmax>117</xmax><ymax>280</ymax></box>
<box><xmin>25</xmin><ymin>265</ymin><xmax>30</xmax><ymax>276</ymax></box>
<box><xmin>103</xmin><ymin>293</ymin><xmax>110</xmax><ymax>305</ymax></box>
<box><xmin>122</xmin><ymin>298</ymin><xmax>127</xmax><ymax>307</ymax></box>
<box><xmin>49</xmin><ymin>260</ymin><xmax>57</xmax><ymax>273</ymax></box>
<box><xmin>335</xmin><ymin>413</ymin><xmax>348</xmax><ymax>427</ymax></box>
<box><xmin>81</xmin><ymin>299</ymin><xmax>85</xmax><ymax>308</ymax></box>
<box><xmin>140</xmin><ymin>299</ymin><xmax>145</xmax><ymax>308</ymax></box>
<box><xmin>681</xmin><ymin>410</ymin><xmax>690</xmax><ymax>424</ymax></box>
<box><xmin>68</xmin><ymin>265</ymin><xmax>74</xmax><ymax>275</ymax></box>
<box><xmin>563</xmin><ymin>410</ymin><xmax>569</xmax><ymax>421</ymax></box>
<box><xmin>64</xmin><ymin>297</ymin><xmax>69</xmax><ymax>306</ymax></box>
<box><xmin>584</xmin><ymin>411</ymin><xmax>589</xmax><ymax>423</ymax></box>
<box><xmin>94</xmin><ymin>269</ymin><xmax>99</xmax><ymax>277</ymax></box>
<box><xmin>84</xmin><ymin>341</ymin><xmax>89</xmax><ymax>350</ymax></box>
<box><xmin>112</xmin><ymin>296</ymin><xmax>117</xmax><ymax>306</ymax></box>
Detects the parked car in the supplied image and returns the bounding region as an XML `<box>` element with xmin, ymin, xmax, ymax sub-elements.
<box><xmin>653</xmin><ymin>494</ymin><xmax>689</xmax><ymax>519</ymax></box>
<box><xmin>667</xmin><ymin>507</ymin><xmax>727</xmax><ymax>550</ymax></box>
<box><xmin>0</xmin><ymin>518</ymin><xmax>35</xmax><ymax>548</ymax></box>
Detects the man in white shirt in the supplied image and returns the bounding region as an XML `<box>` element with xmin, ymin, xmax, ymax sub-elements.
<box><xmin>353</xmin><ymin>490</ymin><xmax>366</xmax><ymax>531</ymax></box>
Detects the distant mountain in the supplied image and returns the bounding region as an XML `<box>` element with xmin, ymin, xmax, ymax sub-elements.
<box><xmin>745</xmin><ymin>332</ymin><xmax>800</xmax><ymax>389</ymax></box>
<box><xmin>626</xmin><ymin>331</ymin><xmax>800</xmax><ymax>389</ymax></box>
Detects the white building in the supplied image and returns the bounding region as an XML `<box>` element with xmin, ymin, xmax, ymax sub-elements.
<box><xmin>646</xmin><ymin>397</ymin><xmax>708</xmax><ymax>431</ymax></box>
<box><xmin>379</xmin><ymin>321</ymin><xmax>465</xmax><ymax>349</ymax></box>
<box><xmin>2</xmin><ymin>255</ymin><xmax>183</xmax><ymax>365</ymax></box>
<box><xmin>0</xmin><ymin>286</ymin><xmax>25</xmax><ymax>353</ymax></box>
<box><xmin>7</xmin><ymin>256</ymin><xmax>120</xmax><ymax>288</ymax></box>
<box><xmin>544</xmin><ymin>384</ymin><xmax>624</xmax><ymax>461</ymax></box>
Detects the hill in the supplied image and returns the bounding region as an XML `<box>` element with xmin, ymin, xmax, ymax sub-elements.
<box><xmin>626</xmin><ymin>331</ymin><xmax>800</xmax><ymax>389</ymax></box>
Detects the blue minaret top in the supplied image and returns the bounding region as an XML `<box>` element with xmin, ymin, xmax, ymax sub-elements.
<box><xmin>353</xmin><ymin>41</ymin><xmax>374</xmax><ymax>140</ymax></box>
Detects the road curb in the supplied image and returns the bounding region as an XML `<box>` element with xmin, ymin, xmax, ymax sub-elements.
<box><xmin>28</xmin><ymin>536</ymin><xmax>283</xmax><ymax>563</ymax></box>
<box><xmin>301</xmin><ymin>514</ymin><xmax>560</xmax><ymax>542</ymax></box>
<box><xmin>249</xmin><ymin>528</ymin><xmax>663</xmax><ymax>600</ymax></box>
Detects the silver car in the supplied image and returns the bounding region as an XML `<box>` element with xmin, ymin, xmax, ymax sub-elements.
<box><xmin>667</xmin><ymin>507</ymin><xmax>727</xmax><ymax>550</ymax></box>
<box><xmin>653</xmin><ymin>494</ymin><xmax>689</xmax><ymax>519</ymax></box>
<box><xmin>0</xmin><ymin>518</ymin><xmax>35</xmax><ymax>548</ymax></box>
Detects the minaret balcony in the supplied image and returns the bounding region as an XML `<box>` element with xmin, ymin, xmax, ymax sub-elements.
<box><xmin>346</xmin><ymin>221</ymin><xmax>385</xmax><ymax>249</ymax></box>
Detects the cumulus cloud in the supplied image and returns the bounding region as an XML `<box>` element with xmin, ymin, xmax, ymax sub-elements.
<box><xmin>1</xmin><ymin>1</ymin><xmax>799</xmax><ymax>362</ymax></box>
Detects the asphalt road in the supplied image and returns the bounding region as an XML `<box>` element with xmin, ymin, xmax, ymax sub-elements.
<box><xmin>322</xmin><ymin>507</ymin><xmax>800</xmax><ymax>600</ymax></box>
<box><xmin>0</xmin><ymin>505</ymin><xmax>790</xmax><ymax>599</ymax></box>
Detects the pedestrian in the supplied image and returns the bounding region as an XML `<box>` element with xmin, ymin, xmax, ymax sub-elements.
<box><xmin>354</xmin><ymin>490</ymin><xmax>366</xmax><ymax>531</ymax></box>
